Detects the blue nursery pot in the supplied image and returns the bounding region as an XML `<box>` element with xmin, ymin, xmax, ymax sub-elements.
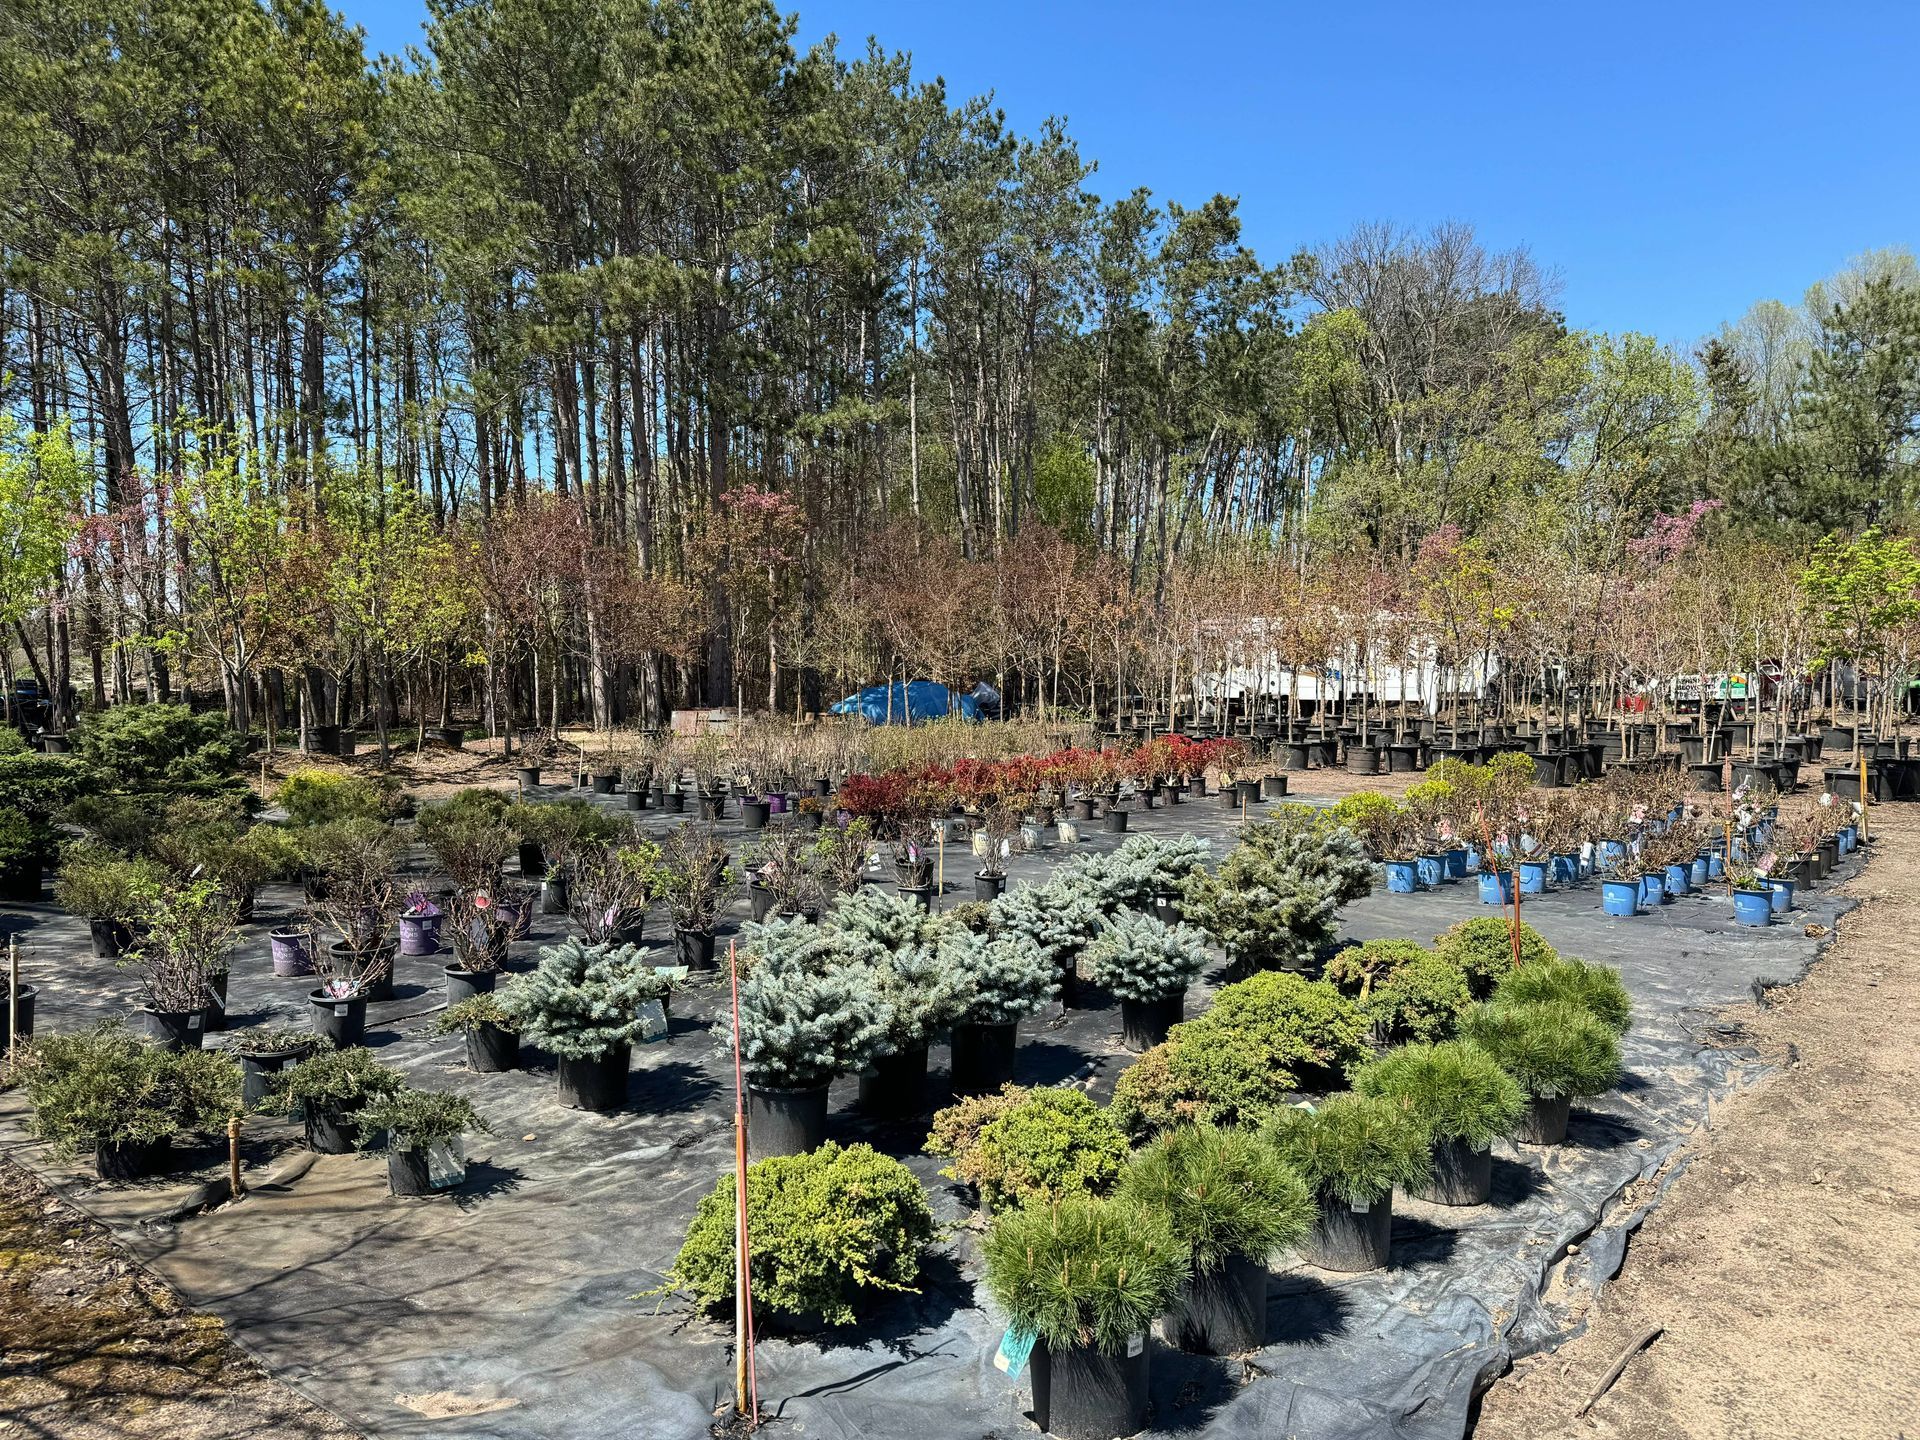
<box><xmin>1385</xmin><ymin>859</ymin><xmax>1419</xmax><ymax>894</ymax></box>
<box><xmin>1641</xmin><ymin>871</ymin><xmax>1667</xmax><ymax>905</ymax></box>
<box><xmin>1478</xmin><ymin>869</ymin><xmax>1515</xmax><ymax>905</ymax></box>
<box><xmin>1444</xmin><ymin>847</ymin><xmax>1468</xmax><ymax>879</ymax></box>
<box><xmin>1731</xmin><ymin>888</ymin><xmax>1773</xmax><ymax>926</ymax></box>
<box><xmin>1601</xmin><ymin>879</ymin><xmax>1639</xmax><ymax>917</ymax></box>
<box><xmin>1664</xmin><ymin>862</ymin><xmax>1691</xmax><ymax>896</ymax></box>
<box><xmin>1765</xmin><ymin>876</ymin><xmax>1794</xmax><ymax>913</ymax></box>
<box><xmin>1416</xmin><ymin>854</ymin><xmax>1445</xmax><ymax>888</ymax></box>
<box><xmin>1689</xmin><ymin>855</ymin><xmax>1709</xmax><ymax>889</ymax></box>
<box><xmin>1518</xmin><ymin>860</ymin><xmax>1548</xmax><ymax>894</ymax></box>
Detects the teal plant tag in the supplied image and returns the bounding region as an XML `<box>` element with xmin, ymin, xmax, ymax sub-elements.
<box><xmin>994</xmin><ymin>1326</ymin><xmax>1036</xmax><ymax>1381</ymax></box>
<box><xmin>636</xmin><ymin>998</ymin><xmax>668</xmax><ymax>1042</ymax></box>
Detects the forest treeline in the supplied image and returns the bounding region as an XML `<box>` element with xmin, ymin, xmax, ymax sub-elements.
<box><xmin>2</xmin><ymin>0</ymin><xmax>1918</xmax><ymax>741</ymax></box>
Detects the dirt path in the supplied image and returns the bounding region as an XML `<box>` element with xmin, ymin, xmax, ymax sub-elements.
<box><xmin>1474</xmin><ymin>807</ymin><xmax>1920</xmax><ymax>1440</ymax></box>
<box><xmin>0</xmin><ymin>1160</ymin><xmax>360</xmax><ymax>1440</ymax></box>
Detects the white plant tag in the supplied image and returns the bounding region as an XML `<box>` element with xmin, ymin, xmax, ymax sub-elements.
<box><xmin>1350</xmin><ymin>1199</ymin><xmax>1370</xmax><ymax>1213</ymax></box>
<box><xmin>1125</xmin><ymin>1333</ymin><xmax>1145</xmax><ymax>1358</ymax></box>
<box><xmin>636</xmin><ymin>998</ymin><xmax>668</xmax><ymax>1042</ymax></box>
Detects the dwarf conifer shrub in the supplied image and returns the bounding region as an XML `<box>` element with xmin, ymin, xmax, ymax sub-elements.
<box><xmin>355</xmin><ymin>1088</ymin><xmax>491</xmax><ymax>1153</ymax></box>
<box><xmin>1324</xmin><ymin>939</ymin><xmax>1475</xmax><ymax>1045</ymax></box>
<box><xmin>269</xmin><ymin>1045</ymin><xmax>404</xmax><ymax>1112</ymax></box>
<box><xmin>1116</xmin><ymin>1123</ymin><xmax>1314</xmax><ymax>1272</ymax></box>
<box><xmin>726</xmin><ymin>922</ymin><xmax>888</xmax><ymax>1089</ymax></box>
<box><xmin>1108</xmin><ymin>973</ymin><xmax>1368</xmax><ymax>1139</ymax></box>
<box><xmin>276</xmin><ymin>769</ymin><xmax>392</xmax><ymax>827</ymax></box>
<box><xmin>1491</xmin><ymin>956</ymin><xmax>1633</xmax><ymax>1034</ymax></box>
<box><xmin>1181</xmin><ymin>807</ymin><xmax>1372</xmax><ymax>973</ymax></box>
<box><xmin>504</xmin><ymin>938</ymin><xmax>671</xmax><ymax>1060</ymax></box>
<box><xmin>1352</xmin><ymin>1041</ymin><xmax>1527</xmax><ymax>1149</ymax></box>
<box><xmin>1085</xmin><ymin>909</ymin><xmax>1211</xmax><ymax>1003</ymax></box>
<box><xmin>824</xmin><ymin>889</ymin><xmax>968</xmax><ymax>1055</ymax></box>
<box><xmin>1431</xmin><ymin>918</ymin><xmax>1556</xmax><ymax>997</ymax></box>
<box><xmin>19</xmin><ymin>1023</ymin><xmax>241</xmax><ymax>1156</ymax></box>
<box><xmin>1462</xmin><ymin>1001</ymin><xmax>1622</xmax><ymax>1100</ymax></box>
<box><xmin>992</xmin><ymin>879</ymin><xmax>1104</xmax><ymax>966</ymax></box>
<box><xmin>1263</xmin><ymin>1093</ymin><xmax>1431</xmax><ymax>1207</ymax></box>
<box><xmin>982</xmin><ymin>1195</ymin><xmax>1189</xmax><ymax>1355</ymax></box>
<box><xmin>926</xmin><ymin>1085</ymin><xmax>1128</xmax><ymax>1210</ymax></box>
<box><xmin>945</xmin><ymin>928</ymin><xmax>1057</xmax><ymax>1025</ymax></box>
<box><xmin>1070</xmin><ymin>833</ymin><xmax>1213</xmax><ymax>914</ymax></box>
<box><xmin>671</xmin><ymin>1143</ymin><xmax>936</xmax><ymax>1325</ymax></box>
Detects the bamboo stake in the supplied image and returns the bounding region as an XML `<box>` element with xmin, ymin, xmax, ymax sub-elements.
<box><xmin>6</xmin><ymin>937</ymin><xmax>17</xmax><ymax>1075</ymax></box>
<box><xmin>1859</xmin><ymin>750</ymin><xmax>1870</xmax><ymax>841</ymax></box>
<box><xmin>727</xmin><ymin>940</ymin><xmax>758</xmax><ymax>1423</ymax></box>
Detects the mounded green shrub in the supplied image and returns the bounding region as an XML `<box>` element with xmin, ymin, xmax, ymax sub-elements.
<box><xmin>69</xmin><ymin>703</ymin><xmax>250</xmax><ymax>799</ymax></box>
<box><xmin>1352</xmin><ymin>1040</ymin><xmax>1527</xmax><ymax>1149</ymax></box>
<box><xmin>1181</xmin><ymin>806</ymin><xmax>1373</xmax><ymax>973</ymax></box>
<box><xmin>275</xmin><ymin>768</ymin><xmax>393</xmax><ymax>827</ymax></box>
<box><xmin>1115</xmin><ymin>1123</ymin><xmax>1314</xmax><ymax>1272</ymax></box>
<box><xmin>824</xmin><ymin>889</ymin><xmax>968</xmax><ymax>1055</ymax></box>
<box><xmin>1263</xmin><ymin>1093</ymin><xmax>1432</xmax><ymax>1207</ymax></box>
<box><xmin>726</xmin><ymin>922</ymin><xmax>888</xmax><ymax>1089</ymax></box>
<box><xmin>268</xmin><ymin>1045</ymin><xmax>404</xmax><ymax>1112</ymax></box>
<box><xmin>982</xmin><ymin>1195</ymin><xmax>1189</xmax><ymax>1355</ymax></box>
<box><xmin>502</xmin><ymin>939</ymin><xmax>671</xmax><ymax>1060</ymax></box>
<box><xmin>18</xmin><ymin>1022</ymin><xmax>241</xmax><ymax>1156</ymax></box>
<box><xmin>354</xmin><ymin>1088</ymin><xmax>491</xmax><ymax>1152</ymax></box>
<box><xmin>1108</xmin><ymin>972</ymin><xmax>1369</xmax><ymax>1139</ymax></box>
<box><xmin>1491</xmin><ymin>957</ymin><xmax>1633</xmax><ymax>1034</ymax></box>
<box><xmin>1431</xmin><ymin>918</ymin><xmax>1557</xmax><ymax>997</ymax></box>
<box><xmin>926</xmin><ymin>1085</ymin><xmax>1128</xmax><ymax>1210</ymax></box>
<box><xmin>1462</xmin><ymin>1000</ymin><xmax>1622</xmax><ymax>1100</ymax></box>
<box><xmin>53</xmin><ymin>845</ymin><xmax>163</xmax><ymax>921</ymax></box>
<box><xmin>1085</xmin><ymin>909</ymin><xmax>1211</xmax><ymax>1003</ymax></box>
<box><xmin>670</xmin><ymin>1142</ymin><xmax>936</xmax><ymax>1325</ymax></box>
<box><xmin>944</xmin><ymin>928</ymin><xmax>1057</xmax><ymax>1025</ymax></box>
<box><xmin>1324</xmin><ymin>939</ymin><xmax>1473</xmax><ymax>1045</ymax></box>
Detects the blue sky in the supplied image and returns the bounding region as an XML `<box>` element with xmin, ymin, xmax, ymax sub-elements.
<box><xmin>338</xmin><ymin>0</ymin><xmax>1920</xmax><ymax>349</ymax></box>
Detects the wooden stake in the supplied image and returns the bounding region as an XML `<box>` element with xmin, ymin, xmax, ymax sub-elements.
<box><xmin>227</xmin><ymin>1115</ymin><xmax>243</xmax><ymax>1200</ymax></box>
<box><xmin>6</xmin><ymin>937</ymin><xmax>17</xmax><ymax>1075</ymax></box>
<box><xmin>1859</xmin><ymin>751</ymin><xmax>1870</xmax><ymax>841</ymax></box>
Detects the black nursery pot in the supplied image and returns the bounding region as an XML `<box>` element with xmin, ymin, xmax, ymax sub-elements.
<box><xmin>749</xmin><ymin>882</ymin><xmax>775</xmax><ymax>923</ymax></box>
<box><xmin>1514</xmin><ymin>1093</ymin><xmax>1571</xmax><ymax>1145</ymax></box>
<box><xmin>675</xmin><ymin>927</ymin><xmax>717</xmax><ymax>970</ymax></box>
<box><xmin>140</xmin><ymin>1007</ymin><xmax>204</xmax><ymax>1052</ymax></box>
<box><xmin>1102</xmin><ymin>806</ymin><xmax>1130</xmax><ymax>834</ymax></box>
<box><xmin>1120</xmin><ymin>992</ymin><xmax>1182</xmax><ymax>1053</ymax></box>
<box><xmin>626</xmin><ymin>788</ymin><xmax>648</xmax><ymax>811</ymax></box>
<box><xmin>1411</xmin><ymin>1136</ymin><xmax>1493</xmax><ymax>1206</ymax></box>
<box><xmin>6</xmin><ymin>985</ymin><xmax>36</xmax><ymax>1041</ymax></box>
<box><xmin>741</xmin><ymin>798</ymin><xmax>770</xmax><ymax>831</ymax></box>
<box><xmin>88</xmin><ymin>918</ymin><xmax>133</xmax><ymax>959</ymax></box>
<box><xmin>1261</xmin><ymin>773</ymin><xmax>1289</xmax><ymax>799</ymax></box>
<box><xmin>557</xmin><ymin>1046</ymin><xmax>631</xmax><ymax>1111</ymax></box>
<box><xmin>388</xmin><ymin>1147</ymin><xmax>435</xmax><ymax>1197</ymax></box>
<box><xmin>467</xmin><ymin>1023</ymin><xmax>519</xmax><ymax>1074</ymax></box>
<box><xmin>541</xmin><ymin>875</ymin><xmax>570</xmax><ymax>914</ymax></box>
<box><xmin>663</xmin><ymin>789</ymin><xmax>687</xmax><ymax>813</ymax></box>
<box><xmin>95</xmin><ymin>1137</ymin><xmax>167</xmax><ymax>1182</ymax></box>
<box><xmin>1030</xmin><ymin>1336</ymin><xmax>1151</xmax><ymax>1440</ymax></box>
<box><xmin>516</xmin><ymin>765</ymin><xmax>541</xmax><ymax>789</ymax></box>
<box><xmin>1303</xmin><ymin>1190</ymin><xmax>1392</xmax><ymax>1272</ymax></box>
<box><xmin>444</xmin><ymin>965</ymin><xmax>497</xmax><ymax>1008</ymax></box>
<box><xmin>1176</xmin><ymin>1251</ymin><xmax>1268</xmax><ymax>1355</ymax></box>
<box><xmin>1235</xmin><ymin>777</ymin><xmax>1261</xmax><ymax>804</ymax></box>
<box><xmin>949</xmin><ymin>1020</ymin><xmax>1017</xmax><ymax>1096</ymax></box>
<box><xmin>305</xmin><ymin>1102</ymin><xmax>361</xmax><ymax>1155</ymax></box>
<box><xmin>897</xmin><ymin>884</ymin><xmax>932</xmax><ymax>911</ymax></box>
<box><xmin>592</xmin><ymin>771</ymin><xmax>618</xmax><ymax>795</ymax></box>
<box><xmin>858</xmin><ymin>1045</ymin><xmax>929</xmax><ymax>1118</ymax></box>
<box><xmin>1070</xmin><ymin>796</ymin><xmax>1097</xmax><ymax>822</ymax></box>
<box><xmin>239</xmin><ymin>1047</ymin><xmax>308</xmax><ymax>1110</ymax></box>
<box><xmin>309</xmin><ymin>989</ymin><xmax>368</xmax><ymax>1048</ymax></box>
<box><xmin>974</xmin><ymin>871</ymin><xmax>1007</xmax><ymax>902</ymax></box>
<box><xmin>748</xmin><ymin>1082</ymin><xmax>830</xmax><ymax>1159</ymax></box>
<box><xmin>518</xmin><ymin>839</ymin><xmax>546</xmax><ymax>878</ymax></box>
<box><xmin>202</xmin><ymin>971</ymin><xmax>230</xmax><ymax>1033</ymax></box>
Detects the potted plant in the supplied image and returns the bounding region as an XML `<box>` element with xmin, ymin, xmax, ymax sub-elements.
<box><xmin>667</xmin><ymin>1142</ymin><xmax>936</xmax><ymax>1330</ymax></box>
<box><xmin>1462</xmin><ymin>1000</ymin><xmax>1623</xmax><ymax>1144</ymax></box>
<box><xmin>265</xmin><ymin>1045</ymin><xmax>404</xmax><ymax>1154</ymax></box>
<box><xmin>824</xmin><ymin>889</ymin><xmax>968</xmax><ymax>1117</ymax></box>
<box><xmin>728</xmin><ymin>922</ymin><xmax>888</xmax><ymax>1157</ymax></box>
<box><xmin>304</xmin><ymin>817</ymin><xmax>403</xmax><ymax>1007</ymax></box>
<box><xmin>228</xmin><ymin>1025</ymin><xmax>318</xmax><ymax>1110</ymax></box>
<box><xmin>53</xmin><ymin>846</ymin><xmax>156</xmax><ymax>957</ymax></box>
<box><xmin>1727</xmin><ymin>858</ymin><xmax>1775</xmax><ymax>926</ymax></box>
<box><xmin>943</xmin><ymin>928</ymin><xmax>1057</xmax><ymax>1095</ymax></box>
<box><xmin>1323</xmin><ymin>939</ymin><xmax>1473</xmax><ymax>1047</ymax></box>
<box><xmin>124</xmin><ymin>879</ymin><xmax>238</xmax><ymax>1049</ymax></box>
<box><xmin>1352</xmin><ymin>1041</ymin><xmax>1526</xmax><ymax>1205</ymax></box>
<box><xmin>1114</xmin><ymin>1122</ymin><xmax>1314</xmax><ymax>1353</ymax></box>
<box><xmin>509</xmin><ymin>798</ymin><xmax>626</xmax><ymax>914</ymax></box>
<box><xmin>1085</xmin><ymin>910</ymin><xmax>1211</xmax><ymax>1051</ymax></box>
<box><xmin>503</xmin><ymin>938</ymin><xmax>668</xmax><ymax>1112</ymax></box>
<box><xmin>926</xmin><ymin>1085</ymin><xmax>1129</xmax><ymax>1211</ymax></box>
<box><xmin>433</xmin><ymin>992</ymin><xmax>520</xmax><ymax>1073</ymax></box>
<box><xmin>993</xmin><ymin>879</ymin><xmax>1104</xmax><ymax>1007</ymax></box>
<box><xmin>568</xmin><ymin>838</ymin><xmax>661</xmax><ymax>944</ymax></box>
<box><xmin>441</xmin><ymin>888</ymin><xmax>511</xmax><ymax>1004</ymax></box>
<box><xmin>972</xmin><ymin>795</ymin><xmax>1023</xmax><ymax>900</ymax></box>
<box><xmin>981</xmin><ymin>1195</ymin><xmax>1188</xmax><ymax>1440</ymax></box>
<box><xmin>658</xmin><ymin>823</ymin><xmax>733</xmax><ymax>969</ymax></box>
<box><xmin>1489</xmin><ymin>957</ymin><xmax>1633</xmax><ymax>1034</ymax></box>
<box><xmin>355</xmin><ymin>1087</ymin><xmax>491</xmax><ymax>1196</ymax></box>
<box><xmin>1430</xmin><ymin>916</ymin><xmax>1554</xmax><ymax>997</ymax></box>
<box><xmin>397</xmin><ymin>887</ymin><xmax>444</xmax><ymax>957</ymax></box>
<box><xmin>1264</xmin><ymin>1093</ymin><xmax>1431</xmax><ymax>1272</ymax></box>
<box><xmin>809</xmin><ymin>816</ymin><xmax>874</xmax><ymax>898</ymax></box>
<box><xmin>1181</xmin><ymin>808</ymin><xmax>1373</xmax><ymax>975</ymax></box>
<box><xmin>16</xmin><ymin>1022</ymin><xmax>241</xmax><ymax>1180</ymax></box>
<box><xmin>745</xmin><ymin>824</ymin><xmax>825</xmax><ymax>923</ymax></box>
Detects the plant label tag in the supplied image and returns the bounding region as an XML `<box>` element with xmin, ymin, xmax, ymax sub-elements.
<box><xmin>1125</xmin><ymin>1333</ymin><xmax>1145</xmax><ymax>1358</ymax></box>
<box><xmin>636</xmin><ymin>998</ymin><xmax>668</xmax><ymax>1042</ymax></box>
<box><xmin>187</xmin><ymin>1014</ymin><xmax>202</xmax><ymax>1030</ymax></box>
<box><xmin>652</xmin><ymin>966</ymin><xmax>690</xmax><ymax>984</ymax></box>
<box><xmin>1350</xmin><ymin>1199</ymin><xmax>1370</xmax><ymax>1213</ymax></box>
<box><xmin>994</xmin><ymin>1326</ymin><xmax>1036</xmax><ymax>1381</ymax></box>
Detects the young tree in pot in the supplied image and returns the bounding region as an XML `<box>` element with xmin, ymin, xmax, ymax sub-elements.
<box><xmin>1181</xmin><ymin>807</ymin><xmax>1374</xmax><ymax>975</ymax></box>
<box><xmin>355</xmin><ymin>1087</ymin><xmax>491</xmax><ymax>1196</ymax></box>
<box><xmin>745</xmin><ymin>823</ymin><xmax>826</xmax><ymax>923</ymax></box>
<box><xmin>824</xmin><ymin>889</ymin><xmax>967</xmax><ymax>1116</ymax></box>
<box><xmin>927</xmin><ymin>1085</ymin><xmax>1128</xmax><ymax>1212</ymax></box>
<box><xmin>657</xmin><ymin>822</ymin><xmax>733</xmax><ymax>969</ymax></box>
<box><xmin>568</xmin><ymin>838</ymin><xmax>661</xmax><ymax>945</ymax></box>
<box><xmin>509</xmin><ymin>799</ymin><xmax>626</xmax><ymax>914</ymax></box>
<box><xmin>17</xmin><ymin>1022</ymin><xmax>241</xmax><ymax>1180</ymax></box>
<box><xmin>504</xmin><ymin>938</ymin><xmax>669</xmax><ymax>1112</ymax></box>
<box><xmin>981</xmin><ymin>1195</ymin><xmax>1189</xmax><ymax>1440</ymax></box>
<box><xmin>228</xmin><ymin>1025</ymin><xmax>318</xmax><ymax>1110</ymax></box>
<box><xmin>808</xmin><ymin>815</ymin><xmax>875</xmax><ymax>899</ymax></box>
<box><xmin>267</xmin><ymin>1046</ymin><xmax>405</xmax><ymax>1154</ymax></box>
<box><xmin>667</xmin><ymin>1142</ymin><xmax>936</xmax><ymax>1331</ymax></box>
<box><xmin>943</xmin><ymin>928</ymin><xmax>1057</xmax><ymax>1094</ymax></box>
<box><xmin>443</xmin><ymin>889</ymin><xmax>511</xmax><ymax>1001</ymax></box>
<box><xmin>306</xmin><ymin>817</ymin><xmax>403</xmax><ymax>1003</ymax></box>
<box><xmin>53</xmin><ymin>845</ymin><xmax>157</xmax><ymax>957</ymax></box>
<box><xmin>123</xmin><ymin>879</ymin><xmax>239</xmax><ymax>1049</ymax></box>
<box><xmin>433</xmin><ymin>992</ymin><xmax>521</xmax><ymax>1073</ymax></box>
<box><xmin>726</xmin><ymin>922</ymin><xmax>888</xmax><ymax>1158</ymax></box>
<box><xmin>1086</xmin><ymin>910</ymin><xmax>1211</xmax><ymax>1051</ymax></box>
<box><xmin>1352</xmin><ymin>1041</ymin><xmax>1527</xmax><ymax>1205</ymax></box>
<box><xmin>1115</xmin><ymin>1123</ymin><xmax>1314</xmax><ymax>1354</ymax></box>
<box><xmin>1263</xmin><ymin>1093</ymin><xmax>1431</xmax><ymax>1272</ymax></box>
<box><xmin>972</xmin><ymin>794</ymin><xmax>1023</xmax><ymax>898</ymax></box>
<box><xmin>1463</xmin><ymin>1000</ymin><xmax>1623</xmax><ymax>1144</ymax></box>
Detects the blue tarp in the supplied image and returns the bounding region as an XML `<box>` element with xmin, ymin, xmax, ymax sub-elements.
<box><xmin>829</xmin><ymin>680</ymin><xmax>981</xmax><ymax>725</ymax></box>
